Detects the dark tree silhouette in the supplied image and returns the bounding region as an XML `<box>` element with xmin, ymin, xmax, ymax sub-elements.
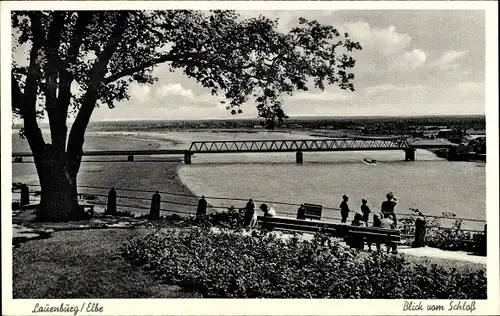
<box><xmin>11</xmin><ymin>10</ymin><xmax>361</xmax><ymax>221</ymax></box>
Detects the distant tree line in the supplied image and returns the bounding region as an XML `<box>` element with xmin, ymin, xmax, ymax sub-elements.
<box><xmin>73</xmin><ymin>115</ymin><xmax>486</xmax><ymax>134</ymax></box>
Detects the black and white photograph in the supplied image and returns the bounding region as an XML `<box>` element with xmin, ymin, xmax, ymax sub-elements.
<box><xmin>2</xmin><ymin>1</ymin><xmax>499</xmax><ymax>315</ymax></box>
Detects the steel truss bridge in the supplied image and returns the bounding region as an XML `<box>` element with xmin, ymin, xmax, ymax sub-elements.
<box><xmin>188</xmin><ymin>138</ymin><xmax>411</xmax><ymax>153</ymax></box>
<box><xmin>13</xmin><ymin>137</ymin><xmax>456</xmax><ymax>164</ymax></box>
<box><xmin>185</xmin><ymin>137</ymin><xmax>420</xmax><ymax>164</ymax></box>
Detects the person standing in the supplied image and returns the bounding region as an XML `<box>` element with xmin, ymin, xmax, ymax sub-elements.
<box><xmin>381</xmin><ymin>192</ymin><xmax>398</xmax><ymax>227</ymax></box>
<box><xmin>339</xmin><ymin>195</ymin><xmax>350</xmax><ymax>223</ymax></box>
<box><xmin>360</xmin><ymin>199</ymin><xmax>371</xmax><ymax>224</ymax></box>
<box><xmin>244</xmin><ymin>198</ymin><xmax>255</xmax><ymax>229</ymax></box>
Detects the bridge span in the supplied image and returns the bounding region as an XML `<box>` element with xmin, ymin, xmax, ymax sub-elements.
<box><xmin>12</xmin><ymin>137</ymin><xmax>457</xmax><ymax>164</ymax></box>
<box><xmin>185</xmin><ymin>137</ymin><xmax>456</xmax><ymax>164</ymax></box>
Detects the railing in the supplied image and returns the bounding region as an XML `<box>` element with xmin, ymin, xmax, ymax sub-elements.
<box><xmin>12</xmin><ymin>183</ymin><xmax>486</xmax><ymax>232</ymax></box>
<box><xmin>12</xmin><ymin>182</ymin><xmax>487</xmax><ymax>255</ymax></box>
<box><xmin>13</xmin><ymin>183</ymin><xmax>487</xmax><ymax>255</ymax></box>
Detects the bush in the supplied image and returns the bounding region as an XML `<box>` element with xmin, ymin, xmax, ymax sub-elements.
<box><xmin>168</xmin><ymin>208</ymin><xmax>247</xmax><ymax>229</ymax></box>
<box><xmin>122</xmin><ymin>227</ymin><xmax>486</xmax><ymax>299</ymax></box>
<box><xmin>205</xmin><ymin>208</ymin><xmax>246</xmax><ymax>229</ymax></box>
<box><xmin>399</xmin><ymin>209</ymin><xmax>485</xmax><ymax>254</ymax></box>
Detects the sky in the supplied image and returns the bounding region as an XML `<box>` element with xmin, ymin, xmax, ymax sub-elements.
<box><xmin>15</xmin><ymin>10</ymin><xmax>487</xmax><ymax>121</ymax></box>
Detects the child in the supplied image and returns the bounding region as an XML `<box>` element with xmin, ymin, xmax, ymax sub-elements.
<box><xmin>340</xmin><ymin>195</ymin><xmax>350</xmax><ymax>223</ymax></box>
<box><xmin>360</xmin><ymin>199</ymin><xmax>371</xmax><ymax>224</ymax></box>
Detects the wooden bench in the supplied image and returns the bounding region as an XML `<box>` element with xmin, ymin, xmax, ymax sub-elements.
<box><xmin>303</xmin><ymin>203</ymin><xmax>323</xmax><ymax>220</ymax></box>
<box><xmin>344</xmin><ymin>226</ymin><xmax>402</xmax><ymax>250</ymax></box>
<box><xmin>258</xmin><ymin>216</ymin><xmax>401</xmax><ymax>250</ymax></box>
<box><xmin>78</xmin><ymin>193</ymin><xmax>97</xmax><ymax>201</ymax></box>
<box><xmin>258</xmin><ymin>216</ymin><xmax>339</xmax><ymax>235</ymax></box>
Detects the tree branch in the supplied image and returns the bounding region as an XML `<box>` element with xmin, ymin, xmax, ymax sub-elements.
<box><xmin>12</xmin><ymin>73</ymin><xmax>45</xmax><ymax>155</ymax></box>
<box><xmin>24</xmin><ymin>12</ymin><xmax>45</xmax><ymax>112</ymax></box>
<box><xmin>19</xmin><ymin>12</ymin><xmax>46</xmax><ymax>156</ymax></box>
<box><xmin>102</xmin><ymin>53</ymin><xmax>179</xmax><ymax>84</ymax></box>
<box><xmin>55</xmin><ymin>11</ymin><xmax>94</xmax><ymax>152</ymax></box>
<box><xmin>67</xmin><ymin>12</ymin><xmax>129</xmax><ymax>174</ymax></box>
<box><xmin>44</xmin><ymin>11</ymin><xmax>65</xmax><ymax>152</ymax></box>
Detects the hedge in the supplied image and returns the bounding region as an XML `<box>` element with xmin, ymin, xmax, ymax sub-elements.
<box><xmin>122</xmin><ymin>227</ymin><xmax>486</xmax><ymax>299</ymax></box>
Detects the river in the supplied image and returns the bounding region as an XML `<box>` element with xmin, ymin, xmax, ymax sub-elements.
<box><xmin>11</xmin><ymin>129</ymin><xmax>486</xmax><ymax>229</ymax></box>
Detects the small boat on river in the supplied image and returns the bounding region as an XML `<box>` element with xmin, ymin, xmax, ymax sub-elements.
<box><xmin>363</xmin><ymin>158</ymin><xmax>377</xmax><ymax>165</ymax></box>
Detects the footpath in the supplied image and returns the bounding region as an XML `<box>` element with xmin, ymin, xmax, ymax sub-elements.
<box><xmin>210</xmin><ymin>227</ymin><xmax>487</xmax><ymax>265</ymax></box>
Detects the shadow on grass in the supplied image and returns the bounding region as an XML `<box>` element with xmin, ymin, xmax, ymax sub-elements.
<box><xmin>12</xmin><ymin>227</ymin><xmax>200</xmax><ymax>298</ymax></box>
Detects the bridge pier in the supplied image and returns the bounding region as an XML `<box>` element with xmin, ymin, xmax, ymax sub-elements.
<box><xmin>404</xmin><ymin>148</ymin><xmax>416</xmax><ymax>161</ymax></box>
<box><xmin>296</xmin><ymin>151</ymin><xmax>303</xmax><ymax>164</ymax></box>
<box><xmin>184</xmin><ymin>152</ymin><xmax>192</xmax><ymax>164</ymax></box>
<box><xmin>448</xmin><ymin>147</ymin><xmax>458</xmax><ymax>161</ymax></box>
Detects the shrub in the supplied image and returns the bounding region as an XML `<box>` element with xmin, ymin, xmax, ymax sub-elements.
<box><xmin>205</xmin><ymin>208</ymin><xmax>246</xmax><ymax>229</ymax></box>
<box><xmin>399</xmin><ymin>209</ymin><xmax>485</xmax><ymax>254</ymax></box>
<box><xmin>122</xmin><ymin>227</ymin><xmax>486</xmax><ymax>299</ymax></box>
<box><xmin>169</xmin><ymin>208</ymin><xmax>247</xmax><ymax>229</ymax></box>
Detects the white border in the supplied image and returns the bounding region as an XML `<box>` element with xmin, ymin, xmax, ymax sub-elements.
<box><xmin>2</xmin><ymin>1</ymin><xmax>499</xmax><ymax>316</ymax></box>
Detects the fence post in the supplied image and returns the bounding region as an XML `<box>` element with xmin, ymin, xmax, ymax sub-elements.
<box><xmin>107</xmin><ymin>187</ymin><xmax>117</xmax><ymax>215</ymax></box>
<box><xmin>478</xmin><ymin>224</ymin><xmax>487</xmax><ymax>256</ymax></box>
<box><xmin>411</xmin><ymin>218</ymin><xmax>426</xmax><ymax>248</ymax></box>
<box><xmin>150</xmin><ymin>191</ymin><xmax>161</xmax><ymax>220</ymax></box>
<box><xmin>20</xmin><ymin>184</ymin><xmax>30</xmax><ymax>206</ymax></box>
<box><xmin>196</xmin><ymin>196</ymin><xmax>207</xmax><ymax>217</ymax></box>
<box><xmin>297</xmin><ymin>205</ymin><xmax>306</xmax><ymax>220</ymax></box>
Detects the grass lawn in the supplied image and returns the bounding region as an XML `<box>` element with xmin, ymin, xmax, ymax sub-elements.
<box><xmin>12</xmin><ymin>227</ymin><xmax>200</xmax><ymax>299</ymax></box>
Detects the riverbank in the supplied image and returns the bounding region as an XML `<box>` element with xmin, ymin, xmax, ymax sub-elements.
<box><xmin>428</xmin><ymin>148</ymin><xmax>486</xmax><ymax>162</ymax></box>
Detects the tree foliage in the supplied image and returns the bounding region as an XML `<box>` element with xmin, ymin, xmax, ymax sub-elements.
<box><xmin>12</xmin><ymin>10</ymin><xmax>361</xmax><ymax>133</ymax></box>
<box><xmin>11</xmin><ymin>10</ymin><xmax>361</xmax><ymax>220</ymax></box>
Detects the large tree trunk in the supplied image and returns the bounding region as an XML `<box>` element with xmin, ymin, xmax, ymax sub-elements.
<box><xmin>13</xmin><ymin>12</ymin><xmax>129</xmax><ymax>222</ymax></box>
<box><xmin>36</xmin><ymin>145</ymin><xmax>89</xmax><ymax>222</ymax></box>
